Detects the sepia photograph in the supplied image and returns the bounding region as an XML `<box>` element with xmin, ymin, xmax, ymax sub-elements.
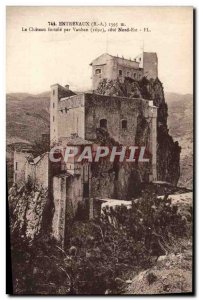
<box><xmin>6</xmin><ymin>6</ymin><xmax>194</xmax><ymax>295</ymax></box>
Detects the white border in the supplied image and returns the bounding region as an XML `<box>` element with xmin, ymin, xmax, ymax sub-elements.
<box><xmin>1</xmin><ymin>0</ymin><xmax>198</xmax><ymax>298</ymax></box>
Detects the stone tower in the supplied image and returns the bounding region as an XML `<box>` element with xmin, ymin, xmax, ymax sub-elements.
<box><xmin>135</xmin><ymin>52</ymin><xmax>158</xmax><ymax>79</ymax></box>
<box><xmin>50</xmin><ymin>84</ymin><xmax>76</xmax><ymax>145</ymax></box>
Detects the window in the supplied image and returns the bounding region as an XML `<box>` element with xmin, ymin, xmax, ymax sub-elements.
<box><xmin>127</xmin><ymin>71</ymin><xmax>130</xmax><ymax>77</ymax></box>
<box><xmin>100</xmin><ymin>119</ymin><xmax>107</xmax><ymax>129</ymax></box>
<box><xmin>53</xmin><ymin>90</ymin><xmax>55</xmax><ymax>95</ymax></box>
<box><xmin>83</xmin><ymin>182</ymin><xmax>89</xmax><ymax>197</ymax></box>
<box><xmin>15</xmin><ymin>162</ymin><xmax>18</xmax><ymax>170</ymax></box>
<box><xmin>95</xmin><ymin>68</ymin><xmax>101</xmax><ymax>75</ymax></box>
<box><xmin>53</xmin><ymin>103</ymin><xmax>55</xmax><ymax>108</ymax></box>
<box><xmin>122</xmin><ymin>120</ymin><xmax>127</xmax><ymax>129</ymax></box>
<box><xmin>119</xmin><ymin>69</ymin><xmax>123</xmax><ymax>76</ymax></box>
<box><xmin>139</xmin><ymin>57</ymin><xmax>141</xmax><ymax>61</ymax></box>
<box><xmin>53</xmin><ymin>116</ymin><xmax>55</xmax><ymax>122</ymax></box>
<box><xmin>134</xmin><ymin>73</ymin><xmax>136</xmax><ymax>79</ymax></box>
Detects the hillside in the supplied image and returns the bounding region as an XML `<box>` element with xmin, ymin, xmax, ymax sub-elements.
<box><xmin>6</xmin><ymin>91</ymin><xmax>193</xmax><ymax>188</ymax></box>
<box><xmin>6</xmin><ymin>92</ymin><xmax>50</xmax><ymax>145</ymax></box>
<box><xmin>166</xmin><ymin>93</ymin><xmax>193</xmax><ymax>189</ymax></box>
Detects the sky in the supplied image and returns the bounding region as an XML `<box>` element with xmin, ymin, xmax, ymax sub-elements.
<box><xmin>6</xmin><ymin>6</ymin><xmax>193</xmax><ymax>94</ymax></box>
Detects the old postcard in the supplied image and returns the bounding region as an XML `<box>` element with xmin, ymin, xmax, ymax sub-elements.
<box><xmin>6</xmin><ymin>6</ymin><xmax>194</xmax><ymax>295</ymax></box>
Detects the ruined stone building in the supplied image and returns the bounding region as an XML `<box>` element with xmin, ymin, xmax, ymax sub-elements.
<box><xmin>13</xmin><ymin>51</ymin><xmax>180</xmax><ymax>246</ymax></box>
<box><xmin>90</xmin><ymin>52</ymin><xmax>158</xmax><ymax>90</ymax></box>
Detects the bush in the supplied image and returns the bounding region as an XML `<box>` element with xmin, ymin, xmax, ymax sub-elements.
<box><xmin>9</xmin><ymin>191</ymin><xmax>190</xmax><ymax>295</ymax></box>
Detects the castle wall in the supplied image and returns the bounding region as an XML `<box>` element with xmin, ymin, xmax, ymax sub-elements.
<box><xmin>92</xmin><ymin>58</ymin><xmax>116</xmax><ymax>90</ymax></box>
<box><xmin>35</xmin><ymin>153</ymin><xmax>49</xmax><ymax>188</ymax></box>
<box><xmin>50</xmin><ymin>84</ymin><xmax>59</xmax><ymax>144</ymax></box>
<box><xmin>25</xmin><ymin>153</ymin><xmax>49</xmax><ymax>188</ymax></box>
<box><xmin>57</xmin><ymin>94</ymin><xmax>85</xmax><ymax>139</ymax></box>
<box><xmin>84</xmin><ymin>93</ymin><xmax>150</xmax><ymax>145</ymax></box>
<box><xmin>52</xmin><ymin>175</ymin><xmax>67</xmax><ymax>245</ymax></box>
<box><xmin>113</xmin><ymin>59</ymin><xmax>143</xmax><ymax>82</ymax></box>
<box><xmin>143</xmin><ymin>53</ymin><xmax>158</xmax><ymax>79</ymax></box>
<box><xmin>83</xmin><ymin>93</ymin><xmax>157</xmax><ymax>199</ymax></box>
<box><xmin>135</xmin><ymin>52</ymin><xmax>158</xmax><ymax>79</ymax></box>
<box><xmin>13</xmin><ymin>151</ymin><xmax>28</xmax><ymax>183</ymax></box>
<box><xmin>52</xmin><ymin>166</ymin><xmax>90</xmax><ymax>244</ymax></box>
<box><xmin>92</xmin><ymin>56</ymin><xmax>142</xmax><ymax>90</ymax></box>
<box><xmin>25</xmin><ymin>161</ymin><xmax>35</xmax><ymax>182</ymax></box>
<box><xmin>50</xmin><ymin>84</ymin><xmax>77</xmax><ymax>144</ymax></box>
<box><xmin>148</xmin><ymin>103</ymin><xmax>157</xmax><ymax>181</ymax></box>
<box><xmin>65</xmin><ymin>175</ymin><xmax>84</xmax><ymax>217</ymax></box>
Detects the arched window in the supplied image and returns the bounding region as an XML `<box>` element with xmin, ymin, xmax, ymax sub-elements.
<box><xmin>119</xmin><ymin>69</ymin><xmax>123</xmax><ymax>76</ymax></box>
<box><xmin>122</xmin><ymin>119</ymin><xmax>127</xmax><ymax>129</ymax></box>
<box><xmin>100</xmin><ymin>119</ymin><xmax>107</xmax><ymax>129</ymax></box>
<box><xmin>95</xmin><ymin>68</ymin><xmax>101</xmax><ymax>75</ymax></box>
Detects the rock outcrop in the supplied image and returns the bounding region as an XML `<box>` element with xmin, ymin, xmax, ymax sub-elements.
<box><xmin>90</xmin><ymin>128</ymin><xmax>149</xmax><ymax>200</ymax></box>
<box><xmin>9</xmin><ymin>182</ymin><xmax>50</xmax><ymax>242</ymax></box>
<box><xmin>96</xmin><ymin>77</ymin><xmax>181</xmax><ymax>185</ymax></box>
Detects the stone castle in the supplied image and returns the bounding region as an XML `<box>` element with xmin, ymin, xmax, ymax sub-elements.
<box><xmin>90</xmin><ymin>52</ymin><xmax>158</xmax><ymax>90</ymax></box>
<box><xmin>13</xmin><ymin>51</ymin><xmax>177</xmax><ymax>246</ymax></box>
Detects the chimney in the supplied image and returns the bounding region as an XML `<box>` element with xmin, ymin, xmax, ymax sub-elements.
<box><xmin>65</xmin><ymin>84</ymin><xmax>69</xmax><ymax>90</ymax></box>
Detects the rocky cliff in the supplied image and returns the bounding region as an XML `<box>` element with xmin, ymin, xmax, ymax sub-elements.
<box><xmin>9</xmin><ymin>182</ymin><xmax>51</xmax><ymax>242</ymax></box>
<box><xmin>96</xmin><ymin>77</ymin><xmax>181</xmax><ymax>185</ymax></box>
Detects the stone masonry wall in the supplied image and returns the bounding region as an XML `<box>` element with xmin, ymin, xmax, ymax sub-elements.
<box><xmin>25</xmin><ymin>153</ymin><xmax>49</xmax><ymax>189</ymax></box>
<box><xmin>57</xmin><ymin>94</ymin><xmax>85</xmax><ymax>139</ymax></box>
<box><xmin>95</xmin><ymin>77</ymin><xmax>181</xmax><ymax>185</ymax></box>
<box><xmin>84</xmin><ymin>93</ymin><xmax>150</xmax><ymax>145</ymax></box>
<box><xmin>13</xmin><ymin>151</ymin><xmax>28</xmax><ymax>183</ymax></box>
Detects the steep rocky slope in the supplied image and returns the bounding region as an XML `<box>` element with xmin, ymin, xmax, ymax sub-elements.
<box><xmin>9</xmin><ymin>182</ymin><xmax>50</xmax><ymax>242</ymax></box>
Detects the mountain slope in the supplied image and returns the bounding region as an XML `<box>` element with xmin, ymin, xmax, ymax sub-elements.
<box><xmin>6</xmin><ymin>93</ymin><xmax>50</xmax><ymax>144</ymax></box>
<box><xmin>166</xmin><ymin>93</ymin><xmax>193</xmax><ymax>188</ymax></box>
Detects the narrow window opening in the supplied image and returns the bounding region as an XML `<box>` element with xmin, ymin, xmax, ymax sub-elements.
<box><xmin>100</xmin><ymin>119</ymin><xmax>107</xmax><ymax>129</ymax></box>
<box><xmin>15</xmin><ymin>162</ymin><xmax>18</xmax><ymax>170</ymax></box>
<box><xmin>119</xmin><ymin>69</ymin><xmax>122</xmax><ymax>76</ymax></box>
<box><xmin>122</xmin><ymin>120</ymin><xmax>127</xmax><ymax>129</ymax></box>
<box><xmin>83</xmin><ymin>182</ymin><xmax>89</xmax><ymax>197</ymax></box>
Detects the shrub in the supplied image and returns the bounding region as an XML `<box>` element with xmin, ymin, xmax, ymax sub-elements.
<box><xmin>9</xmin><ymin>191</ymin><xmax>190</xmax><ymax>295</ymax></box>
